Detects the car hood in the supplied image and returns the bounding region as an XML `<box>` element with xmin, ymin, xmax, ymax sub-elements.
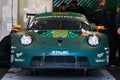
<box><xmin>39</xmin><ymin>30</ymin><xmax>81</xmax><ymax>39</ymax></box>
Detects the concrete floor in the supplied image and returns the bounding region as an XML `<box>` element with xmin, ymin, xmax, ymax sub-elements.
<box><xmin>108</xmin><ymin>69</ymin><xmax>120</xmax><ymax>80</ymax></box>
<box><xmin>0</xmin><ymin>68</ymin><xmax>120</xmax><ymax>80</ymax></box>
<box><xmin>0</xmin><ymin>68</ymin><xmax>9</xmax><ymax>79</ymax></box>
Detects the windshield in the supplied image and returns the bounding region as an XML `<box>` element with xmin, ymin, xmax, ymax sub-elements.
<box><xmin>29</xmin><ymin>18</ymin><xmax>91</xmax><ymax>31</ymax></box>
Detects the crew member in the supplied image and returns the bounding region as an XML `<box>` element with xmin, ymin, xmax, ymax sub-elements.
<box><xmin>68</xmin><ymin>0</ymin><xmax>85</xmax><ymax>14</ymax></box>
<box><xmin>94</xmin><ymin>0</ymin><xmax>117</xmax><ymax>67</ymax></box>
<box><xmin>59</xmin><ymin>3</ymin><xmax>68</xmax><ymax>12</ymax></box>
<box><xmin>116</xmin><ymin>3</ymin><xmax>120</xmax><ymax>63</ymax></box>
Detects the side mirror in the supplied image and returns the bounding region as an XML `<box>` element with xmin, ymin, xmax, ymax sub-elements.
<box><xmin>13</xmin><ymin>24</ymin><xmax>22</xmax><ymax>29</ymax></box>
<box><xmin>96</xmin><ymin>26</ymin><xmax>105</xmax><ymax>32</ymax></box>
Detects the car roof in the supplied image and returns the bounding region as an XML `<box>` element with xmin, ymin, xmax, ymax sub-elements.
<box><xmin>31</xmin><ymin>12</ymin><xmax>89</xmax><ymax>25</ymax></box>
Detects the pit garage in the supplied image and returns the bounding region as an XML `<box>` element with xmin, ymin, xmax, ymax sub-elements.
<box><xmin>0</xmin><ymin>0</ymin><xmax>120</xmax><ymax>80</ymax></box>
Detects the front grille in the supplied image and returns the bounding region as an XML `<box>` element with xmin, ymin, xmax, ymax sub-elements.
<box><xmin>44</xmin><ymin>56</ymin><xmax>75</xmax><ymax>68</ymax></box>
<box><xmin>30</xmin><ymin>56</ymin><xmax>90</xmax><ymax>68</ymax></box>
<box><xmin>30</xmin><ymin>56</ymin><xmax>42</xmax><ymax>66</ymax></box>
<box><xmin>77</xmin><ymin>57</ymin><xmax>90</xmax><ymax>67</ymax></box>
<box><xmin>45</xmin><ymin>56</ymin><xmax>75</xmax><ymax>63</ymax></box>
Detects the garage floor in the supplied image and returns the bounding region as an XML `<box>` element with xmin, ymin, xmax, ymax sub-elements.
<box><xmin>0</xmin><ymin>68</ymin><xmax>9</xmax><ymax>79</ymax></box>
<box><xmin>0</xmin><ymin>67</ymin><xmax>120</xmax><ymax>80</ymax></box>
<box><xmin>108</xmin><ymin>69</ymin><xmax>120</xmax><ymax>80</ymax></box>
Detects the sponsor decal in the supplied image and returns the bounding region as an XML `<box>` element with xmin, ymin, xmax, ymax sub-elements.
<box><xmin>15</xmin><ymin>58</ymin><xmax>24</xmax><ymax>62</ymax></box>
<box><xmin>11</xmin><ymin>46</ymin><xmax>16</xmax><ymax>49</ymax></box>
<box><xmin>11</xmin><ymin>50</ymin><xmax>15</xmax><ymax>53</ymax></box>
<box><xmin>106</xmin><ymin>55</ymin><xmax>109</xmax><ymax>63</ymax></box>
<box><xmin>96</xmin><ymin>59</ymin><xmax>105</xmax><ymax>63</ymax></box>
<box><xmin>106</xmin><ymin>51</ymin><xmax>110</xmax><ymax>54</ymax></box>
<box><xmin>104</xmin><ymin>47</ymin><xmax>110</xmax><ymax>54</ymax></box>
<box><xmin>58</xmin><ymin>43</ymin><xmax>62</xmax><ymax>46</ymax></box>
<box><xmin>104</xmin><ymin>47</ymin><xmax>109</xmax><ymax>50</ymax></box>
<box><xmin>52</xmin><ymin>30</ymin><xmax>68</xmax><ymax>38</ymax></box>
<box><xmin>11</xmin><ymin>55</ymin><xmax>14</xmax><ymax>63</ymax></box>
<box><xmin>36</xmin><ymin>16</ymin><xmax>84</xmax><ymax>20</ymax></box>
<box><xmin>51</xmin><ymin>50</ymin><xmax>69</xmax><ymax>55</ymax></box>
<box><xmin>16</xmin><ymin>52</ymin><xmax>23</xmax><ymax>58</ymax></box>
<box><xmin>97</xmin><ymin>53</ymin><xmax>104</xmax><ymax>58</ymax></box>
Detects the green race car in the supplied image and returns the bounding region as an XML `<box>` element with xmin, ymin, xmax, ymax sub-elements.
<box><xmin>11</xmin><ymin>12</ymin><xmax>109</xmax><ymax>69</ymax></box>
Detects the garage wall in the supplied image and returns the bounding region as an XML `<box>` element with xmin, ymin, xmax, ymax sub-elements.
<box><xmin>0</xmin><ymin>1</ymin><xmax>2</xmax><ymax>40</ymax></box>
<box><xmin>18</xmin><ymin>0</ymin><xmax>53</xmax><ymax>27</ymax></box>
<box><xmin>0</xmin><ymin>0</ymin><xmax>18</xmax><ymax>41</ymax></box>
<box><xmin>18</xmin><ymin>0</ymin><xmax>28</xmax><ymax>27</ymax></box>
<box><xmin>53</xmin><ymin>0</ymin><xmax>120</xmax><ymax>23</ymax></box>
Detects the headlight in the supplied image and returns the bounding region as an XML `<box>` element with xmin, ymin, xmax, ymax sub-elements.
<box><xmin>87</xmin><ymin>34</ymin><xmax>100</xmax><ymax>46</ymax></box>
<box><xmin>20</xmin><ymin>34</ymin><xmax>32</xmax><ymax>45</ymax></box>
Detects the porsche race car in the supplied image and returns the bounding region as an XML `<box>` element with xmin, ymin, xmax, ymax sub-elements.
<box><xmin>11</xmin><ymin>12</ymin><xmax>109</xmax><ymax>69</ymax></box>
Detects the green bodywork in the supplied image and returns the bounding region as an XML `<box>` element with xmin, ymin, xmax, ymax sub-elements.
<box><xmin>11</xmin><ymin>12</ymin><xmax>109</xmax><ymax>69</ymax></box>
<box><xmin>40</xmin><ymin>30</ymin><xmax>78</xmax><ymax>38</ymax></box>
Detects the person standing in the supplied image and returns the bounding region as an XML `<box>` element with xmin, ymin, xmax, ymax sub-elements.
<box><xmin>94</xmin><ymin>0</ymin><xmax>117</xmax><ymax>67</ymax></box>
<box><xmin>68</xmin><ymin>0</ymin><xmax>85</xmax><ymax>14</ymax></box>
<box><xmin>59</xmin><ymin>3</ymin><xmax>68</xmax><ymax>12</ymax></box>
<box><xmin>0</xmin><ymin>30</ymin><xmax>17</xmax><ymax>67</ymax></box>
<box><xmin>116</xmin><ymin>4</ymin><xmax>120</xmax><ymax>35</ymax></box>
<box><xmin>94</xmin><ymin>0</ymin><xmax>111</xmax><ymax>28</ymax></box>
<box><xmin>116</xmin><ymin>4</ymin><xmax>120</xmax><ymax>63</ymax></box>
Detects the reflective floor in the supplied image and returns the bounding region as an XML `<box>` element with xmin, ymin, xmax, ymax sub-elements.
<box><xmin>1</xmin><ymin>68</ymin><xmax>118</xmax><ymax>80</ymax></box>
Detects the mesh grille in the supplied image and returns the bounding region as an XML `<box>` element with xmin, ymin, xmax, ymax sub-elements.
<box><xmin>77</xmin><ymin>57</ymin><xmax>90</xmax><ymax>67</ymax></box>
<box><xmin>45</xmin><ymin>56</ymin><xmax>75</xmax><ymax>63</ymax></box>
<box><xmin>30</xmin><ymin>56</ymin><xmax>42</xmax><ymax>66</ymax></box>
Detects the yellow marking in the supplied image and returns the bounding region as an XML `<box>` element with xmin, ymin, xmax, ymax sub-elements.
<box><xmin>52</xmin><ymin>30</ymin><xmax>68</xmax><ymax>38</ymax></box>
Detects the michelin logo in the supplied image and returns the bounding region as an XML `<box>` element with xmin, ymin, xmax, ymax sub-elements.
<box><xmin>16</xmin><ymin>52</ymin><xmax>23</xmax><ymax>58</ymax></box>
<box><xmin>15</xmin><ymin>58</ymin><xmax>24</xmax><ymax>62</ymax></box>
<box><xmin>96</xmin><ymin>59</ymin><xmax>105</xmax><ymax>63</ymax></box>
<box><xmin>97</xmin><ymin>53</ymin><xmax>104</xmax><ymax>58</ymax></box>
